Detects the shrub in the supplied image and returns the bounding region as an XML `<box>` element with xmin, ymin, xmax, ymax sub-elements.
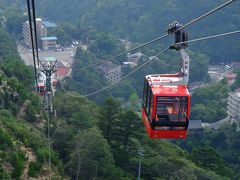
<box><xmin>28</xmin><ymin>161</ymin><xmax>42</xmax><ymax>177</ymax></box>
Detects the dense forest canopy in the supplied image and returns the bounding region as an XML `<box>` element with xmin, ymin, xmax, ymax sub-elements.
<box><xmin>35</xmin><ymin>0</ymin><xmax>240</xmax><ymax>63</ymax></box>
<box><xmin>0</xmin><ymin>0</ymin><xmax>240</xmax><ymax>179</ymax></box>
<box><xmin>2</xmin><ymin>0</ymin><xmax>239</xmax><ymax>62</ymax></box>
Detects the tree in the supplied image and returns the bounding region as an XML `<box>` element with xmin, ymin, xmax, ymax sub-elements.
<box><xmin>25</xmin><ymin>104</ymin><xmax>37</xmax><ymax>122</ymax></box>
<box><xmin>191</xmin><ymin>80</ymin><xmax>228</xmax><ymax>123</ymax></box>
<box><xmin>99</xmin><ymin>97</ymin><xmax>121</xmax><ymax>142</ymax></box>
<box><xmin>231</xmin><ymin>71</ymin><xmax>240</xmax><ymax>91</ymax></box>
<box><xmin>111</xmin><ymin>110</ymin><xmax>143</xmax><ymax>171</ymax></box>
<box><xmin>4</xmin><ymin>7</ymin><xmax>26</xmax><ymax>38</ymax></box>
<box><xmin>169</xmin><ymin>167</ymin><xmax>197</xmax><ymax>180</ymax></box>
<box><xmin>89</xmin><ymin>32</ymin><xmax>123</xmax><ymax>59</ymax></box>
<box><xmin>52</xmin><ymin>124</ymin><xmax>75</xmax><ymax>162</ymax></box>
<box><xmin>65</xmin><ymin>127</ymin><xmax>125</xmax><ymax>180</ymax></box>
<box><xmin>10</xmin><ymin>152</ymin><xmax>25</xmax><ymax>179</ymax></box>
<box><xmin>190</xmin><ymin>147</ymin><xmax>233</xmax><ymax>177</ymax></box>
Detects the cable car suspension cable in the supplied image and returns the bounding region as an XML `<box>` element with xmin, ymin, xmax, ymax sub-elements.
<box><xmin>26</xmin><ymin>0</ymin><xmax>38</xmax><ymax>85</ymax></box>
<box><xmin>58</xmin><ymin>46</ymin><xmax>170</xmax><ymax>98</ymax></box>
<box><xmin>31</xmin><ymin>0</ymin><xmax>40</xmax><ymax>68</ymax></box>
<box><xmin>58</xmin><ymin>29</ymin><xmax>240</xmax><ymax>98</ymax></box>
<box><xmin>27</xmin><ymin>0</ymin><xmax>52</xmax><ymax>170</ymax></box>
<box><xmin>73</xmin><ymin>0</ymin><xmax>236</xmax><ymax>71</ymax></box>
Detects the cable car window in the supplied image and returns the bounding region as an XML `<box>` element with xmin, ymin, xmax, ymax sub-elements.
<box><xmin>156</xmin><ymin>96</ymin><xmax>188</xmax><ymax>122</ymax></box>
<box><xmin>146</xmin><ymin>85</ymin><xmax>152</xmax><ymax>114</ymax></box>
<box><xmin>144</xmin><ymin>81</ymin><xmax>150</xmax><ymax>109</ymax></box>
<box><xmin>148</xmin><ymin>89</ymin><xmax>153</xmax><ymax>119</ymax></box>
<box><xmin>40</xmin><ymin>87</ymin><xmax>44</xmax><ymax>92</ymax></box>
<box><xmin>143</xmin><ymin>78</ymin><xmax>148</xmax><ymax>107</ymax></box>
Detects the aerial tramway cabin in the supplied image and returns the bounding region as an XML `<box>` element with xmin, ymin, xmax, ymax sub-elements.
<box><xmin>142</xmin><ymin>21</ymin><xmax>191</xmax><ymax>139</ymax></box>
<box><xmin>37</xmin><ymin>79</ymin><xmax>45</xmax><ymax>96</ymax></box>
<box><xmin>142</xmin><ymin>77</ymin><xmax>191</xmax><ymax>138</ymax></box>
<box><xmin>36</xmin><ymin>72</ymin><xmax>46</xmax><ymax>96</ymax></box>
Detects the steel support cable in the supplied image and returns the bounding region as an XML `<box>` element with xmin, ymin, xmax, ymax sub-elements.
<box><xmin>173</xmin><ymin>0</ymin><xmax>236</xmax><ymax>34</ymax></box>
<box><xmin>58</xmin><ymin>47</ymin><xmax>169</xmax><ymax>98</ymax></box>
<box><xmin>26</xmin><ymin>0</ymin><xmax>38</xmax><ymax>85</ymax></box>
<box><xmin>58</xmin><ymin>29</ymin><xmax>240</xmax><ymax>98</ymax></box>
<box><xmin>71</xmin><ymin>0</ymin><xmax>236</xmax><ymax>73</ymax></box>
<box><xmin>31</xmin><ymin>0</ymin><xmax>40</xmax><ymax>68</ymax></box>
<box><xmin>27</xmin><ymin>0</ymin><xmax>51</xmax><ymax>171</ymax></box>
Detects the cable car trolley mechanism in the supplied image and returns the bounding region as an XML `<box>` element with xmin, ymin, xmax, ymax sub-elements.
<box><xmin>142</xmin><ymin>22</ymin><xmax>191</xmax><ymax>139</ymax></box>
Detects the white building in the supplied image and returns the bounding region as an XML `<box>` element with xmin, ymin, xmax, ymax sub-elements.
<box><xmin>23</xmin><ymin>18</ymin><xmax>48</xmax><ymax>48</ymax></box>
<box><xmin>41</xmin><ymin>37</ymin><xmax>58</xmax><ymax>50</ymax></box>
<box><xmin>227</xmin><ymin>90</ymin><xmax>240</xmax><ymax>123</ymax></box>
<box><xmin>98</xmin><ymin>61</ymin><xmax>122</xmax><ymax>83</ymax></box>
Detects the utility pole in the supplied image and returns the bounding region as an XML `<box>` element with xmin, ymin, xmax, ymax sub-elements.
<box><xmin>138</xmin><ymin>147</ymin><xmax>144</xmax><ymax>180</ymax></box>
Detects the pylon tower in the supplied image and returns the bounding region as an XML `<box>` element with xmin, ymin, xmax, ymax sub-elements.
<box><xmin>40</xmin><ymin>57</ymin><xmax>57</xmax><ymax>114</ymax></box>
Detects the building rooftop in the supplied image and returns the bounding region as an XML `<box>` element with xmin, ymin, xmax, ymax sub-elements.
<box><xmin>188</xmin><ymin>120</ymin><xmax>203</xmax><ymax>129</ymax></box>
<box><xmin>42</xmin><ymin>57</ymin><xmax>57</xmax><ymax>62</ymax></box>
<box><xmin>98</xmin><ymin>61</ymin><xmax>121</xmax><ymax>74</ymax></box>
<box><xmin>127</xmin><ymin>52</ymin><xmax>144</xmax><ymax>62</ymax></box>
<box><xmin>56</xmin><ymin>60</ymin><xmax>70</xmax><ymax>68</ymax></box>
<box><xmin>41</xmin><ymin>36</ymin><xmax>58</xmax><ymax>41</ymax></box>
<box><xmin>57</xmin><ymin>68</ymin><xmax>70</xmax><ymax>77</ymax></box>
<box><xmin>42</xmin><ymin>21</ymin><xmax>57</xmax><ymax>28</ymax></box>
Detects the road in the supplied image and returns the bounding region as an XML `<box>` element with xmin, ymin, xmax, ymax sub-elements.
<box><xmin>208</xmin><ymin>117</ymin><xmax>230</xmax><ymax>129</ymax></box>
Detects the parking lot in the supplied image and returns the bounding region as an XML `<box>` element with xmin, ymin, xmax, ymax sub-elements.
<box><xmin>18</xmin><ymin>43</ymin><xmax>76</xmax><ymax>67</ymax></box>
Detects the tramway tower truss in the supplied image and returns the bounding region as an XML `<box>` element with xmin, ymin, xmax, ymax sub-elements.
<box><xmin>40</xmin><ymin>58</ymin><xmax>57</xmax><ymax>114</ymax></box>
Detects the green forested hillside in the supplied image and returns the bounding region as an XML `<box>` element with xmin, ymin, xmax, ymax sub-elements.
<box><xmin>53</xmin><ymin>94</ymin><xmax>234</xmax><ymax>179</ymax></box>
<box><xmin>0</xmin><ymin>28</ymin><xmax>65</xmax><ymax>179</ymax></box>
<box><xmin>176</xmin><ymin>123</ymin><xmax>240</xmax><ymax>179</ymax></box>
<box><xmin>5</xmin><ymin>0</ymin><xmax>238</xmax><ymax>62</ymax></box>
<box><xmin>1</xmin><ymin>25</ymin><xmax>238</xmax><ymax>179</ymax></box>
<box><xmin>36</xmin><ymin>0</ymin><xmax>240</xmax><ymax>62</ymax></box>
<box><xmin>191</xmin><ymin>79</ymin><xmax>228</xmax><ymax>123</ymax></box>
<box><xmin>1</xmin><ymin>1</ymin><xmax>240</xmax><ymax>179</ymax></box>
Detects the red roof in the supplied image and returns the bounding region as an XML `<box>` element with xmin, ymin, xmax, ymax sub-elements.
<box><xmin>57</xmin><ymin>67</ymin><xmax>70</xmax><ymax>77</ymax></box>
<box><xmin>151</xmin><ymin>85</ymin><xmax>190</xmax><ymax>96</ymax></box>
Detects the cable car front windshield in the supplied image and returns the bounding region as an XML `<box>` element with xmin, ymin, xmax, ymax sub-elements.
<box><xmin>156</xmin><ymin>96</ymin><xmax>188</xmax><ymax>122</ymax></box>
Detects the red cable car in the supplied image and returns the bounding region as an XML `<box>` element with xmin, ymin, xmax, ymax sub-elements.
<box><xmin>142</xmin><ymin>22</ymin><xmax>191</xmax><ymax>139</ymax></box>
<box><xmin>37</xmin><ymin>81</ymin><xmax>45</xmax><ymax>96</ymax></box>
<box><xmin>36</xmin><ymin>72</ymin><xmax>46</xmax><ymax>96</ymax></box>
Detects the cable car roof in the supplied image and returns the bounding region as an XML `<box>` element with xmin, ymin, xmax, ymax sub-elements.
<box><xmin>151</xmin><ymin>85</ymin><xmax>190</xmax><ymax>96</ymax></box>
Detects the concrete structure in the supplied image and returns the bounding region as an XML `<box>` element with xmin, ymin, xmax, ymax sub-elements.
<box><xmin>98</xmin><ymin>61</ymin><xmax>122</xmax><ymax>83</ymax></box>
<box><xmin>119</xmin><ymin>39</ymin><xmax>131</xmax><ymax>50</ymax></box>
<box><xmin>227</xmin><ymin>90</ymin><xmax>240</xmax><ymax>123</ymax></box>
<box><xmin>188</xmin><ymin>120</ymin><xmax>203</xmax><ymax>130</ymax></box>
<box><xmin>23</xmin><ymin>18</ymin><xmax>48</xmax><ymax>48</ymax></box>
<box><xmin>125</xmin><ymin>52</ymin><xmax>144</xmax><ymax>67</ymax></box>
<box><xmin>208</xmin><ymin>65</ymin><xmax>225</xmax><ymax>82</ymax></box>
<box><xmin>41</xmin><ymin>37</ymin><xmax>58</xmax><ymax>50</ymax></box>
